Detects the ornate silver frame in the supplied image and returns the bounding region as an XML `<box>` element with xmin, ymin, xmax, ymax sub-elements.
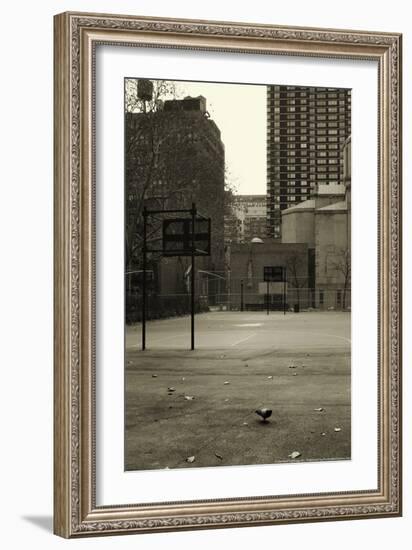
<box><xmin>53</xmin><ymin>11</ymin><xmax>402</xmax><ymax>537</ymax></box>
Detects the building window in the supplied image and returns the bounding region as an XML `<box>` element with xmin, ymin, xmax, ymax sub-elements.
<box><xmin>336</xmin><ymin>290</ymin><xmax>342</xmax><ymax>307</ymax></box>
<box><xmin>319</xmin><ymin>290</ymin><xmax>324</xmax><ymax>306</ymax></box>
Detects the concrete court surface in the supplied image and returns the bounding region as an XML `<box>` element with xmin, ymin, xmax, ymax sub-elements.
<box><xmin>125</xmin><ymin>311</ymin><xmax>351</xmax><ymax>471</ymax></box>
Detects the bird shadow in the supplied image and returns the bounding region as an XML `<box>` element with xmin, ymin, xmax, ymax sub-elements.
<box><xmin>255</xmin><ymin>420</ymin><xmax>273</xmax><ymax>427</ymax></box>
<box><xmin>21</xmin><ymin>515</ymin><xmax>53</xmax><ymax>533</ymax></box>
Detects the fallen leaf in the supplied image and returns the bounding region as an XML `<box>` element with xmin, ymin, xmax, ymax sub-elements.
<box><xmin>181</xmin><ymin>377</ymin><xmax>186</xmax><ymax>381</ymax></box>
<box><xmin>224</xmin><ymin>381</ymin><xmax>230</xmax><ymax>385</ymax></box>
<box><xmin>242</xmin><ymin>422</ymin><xmax>249</xmax><ymax>426</ymax></box>
<box><xmin>152</xmin><ymin>374</ymin><xmax>157</xmax><ymax>378</ymax></box>
<box><xmin>224</xmin><ymin>398</ymin><xmax>229</xmax><ymax>402</ymax></box>
<box><xmin>186</xmin><ymin>456</ymin><xmax>195</xmax><ymax>463</ymax></box>
<box><xmin>267</xmin><ymin>376</ymin><xmax>273</xmax><ymax>380</ymax></box>
<box><xmin>215</xmin><ymin>453</ymin><xmax>223</xmax><ymax>460</ymax></box>
<box><xmin>184</xmin><ymin>395</ymin><xmax>195</xmax><ymax>401</ymax></box>
<box><xmin>314</xmin><ymin>407</ymin><xmax>324</xmax><ymax>412</ymax></box>
<box><xmin>168</xmin><ymin>387</ymin><xmax>176</xmax><ymax>392</ymax></box>
<box><xmin>288</xmin><ymin>365</ymin><xmax>297</xmax><ymax>369</ymax></box>
<box><xmin>288</xmin><ymin>451</ymin><xmax>302</xmax><ymax>459</ymax></box>
<box><xmin>292</xmin><ymin>373</ymin><xmax>298</xmax><ymax>376</ymax></box>
<box><xmin>321</xmin><ymin>432</ymin><xmax>327</xmax><ymax>436</ymax></box>
<box><xmin>334</xmin><ymin>427</ymin><xmax>342</xmax><ymax>432</ymax></box>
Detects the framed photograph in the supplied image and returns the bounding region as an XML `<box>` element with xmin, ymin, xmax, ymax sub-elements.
<box><xmin>54</xmin><ymin>11</ymin><xmax>402</xmax><ymax>537</ymax></box>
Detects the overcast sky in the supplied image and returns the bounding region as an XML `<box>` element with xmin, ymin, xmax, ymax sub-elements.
<box><xmin>175</xmin><ymin>80</ymin><xmax>266</xmax><ymax>196</ymax></box>
<box><xmin>156</xmin><ymin>79</ymin><xmax>267</xmax><ymax>196</ymax></box>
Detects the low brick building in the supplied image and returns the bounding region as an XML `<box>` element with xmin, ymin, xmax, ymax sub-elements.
<box><xmin>228</xmin><ymin>241</ymin><xmax>309</xmax><ymax>311</ymax></box>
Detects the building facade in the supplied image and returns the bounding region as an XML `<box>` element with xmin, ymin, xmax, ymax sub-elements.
<box><xmin>266</xmin><ymin>85</ymin><xmax>351</xmax><ymax>238</ymax></box>
<box><xmin>224</xmin><ymin>194</ymin><xmax>267</xmax><ymax>244</ymax></box>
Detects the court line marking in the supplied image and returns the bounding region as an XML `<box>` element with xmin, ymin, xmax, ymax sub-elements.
<box><xmin>230</xmin><ymin>333</ymin><xmax>258</xmax><ymax>347</ymax></box>
<box><xmin>303</xmin><ymin>331</ymin><xmax>351</xmax><ymax>344</ymax></box>
<box><xmin>127</xmin><ymin>329</ymin><xmax>350</xmax><ymax>348</ymax></box>
<box><xmin>234</xmin><ymin>323</ymin><xmax>263</xmax><ymax>327</ymax></box>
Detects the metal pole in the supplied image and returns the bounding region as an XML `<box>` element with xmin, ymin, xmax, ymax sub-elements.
<box><xmin>191</xmin><ymin>203</ymin><xmax>196</xmax><ymax>350</ymax></box>
<box><xmin>240</xmin><ymin>279</ymin><xmax>244</xmax><ymax>312</ymax></box>
<box><xmin>267</xmin><ymin>280</ymin><xmax>270</xmax><ymax>315</ymax></box>
<box><xmin>227</xmin><ymin>269</ymin><xmax>231</xmax><ymax>311</ymax></box>
<box><xmin>142</xmin><ymin>207</ymin><xmax>147</xmax><ymax>350</ymax></box>
<box><xmin>283</xmin><ymin>267</ymin><xmax>286</xmax><ymax>316</ymax></box>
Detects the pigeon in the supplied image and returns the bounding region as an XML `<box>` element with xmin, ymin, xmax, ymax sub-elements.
<box><xmin>255</xmin><ymin>408</ymin><xmax>272</xmax><ymax>422</ymax></box>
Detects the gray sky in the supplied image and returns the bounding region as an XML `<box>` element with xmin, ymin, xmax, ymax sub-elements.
<box><xmin>171</xmin><ymin>80</ymin><xmax>267</xmax><ymax>196</ymax></box>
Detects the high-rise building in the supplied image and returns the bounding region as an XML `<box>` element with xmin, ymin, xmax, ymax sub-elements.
<box><xmin>266</xmin><ymin>85</ymin><xmax>351</xmax><ymax>238</ymax></box>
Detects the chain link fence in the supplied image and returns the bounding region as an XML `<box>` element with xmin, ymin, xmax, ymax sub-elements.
<box><xmin>210</xmin><ymin>287</ymin><xmax>351</xmax><ymax>312</ymax></box>
<box><xmin>126</xmin><ymin>271</ymin><xmax>350</xmax><ymax>323</ymax></box>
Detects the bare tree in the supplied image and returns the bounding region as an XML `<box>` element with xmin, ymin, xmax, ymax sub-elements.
<box><xmin>286</xmin><ymin>255</ymin><xmax>308</xmax><ymax>310</ymax></box>
<box><xmin>125</xmin><ymin>79</ymin><xmax>177</xmax><ymax>114</ymax></box>
<box><xmin>222</xmin><ymin>177</ymin><xmax>239</xmax><ymax>244</ymax></box>
<box><xmin>331</xmin><ymin>248</ymin><xmax>351</xmax><ymax>309</ymax></box>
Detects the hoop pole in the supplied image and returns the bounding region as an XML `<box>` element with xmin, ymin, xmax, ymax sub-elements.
<box><xmin>142</xmin><ymin>207</ymin><xmax>147</xmax><ymax>350</ymax></box>
<box><xmin>191</xmin><ymin>203</ymin><xmax>196</xmax><ymax>350</ymax></box>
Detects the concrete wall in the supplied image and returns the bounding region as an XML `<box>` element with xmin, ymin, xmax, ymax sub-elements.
<box><xmin>282</xmin><ymin>209</ymin><xmax>316</xmax><ymax>248</ymax></box>
<box><xmin>315</xmin><ymin>209</ymin><xmax>350</xmax><ymax>309</ymax></box>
